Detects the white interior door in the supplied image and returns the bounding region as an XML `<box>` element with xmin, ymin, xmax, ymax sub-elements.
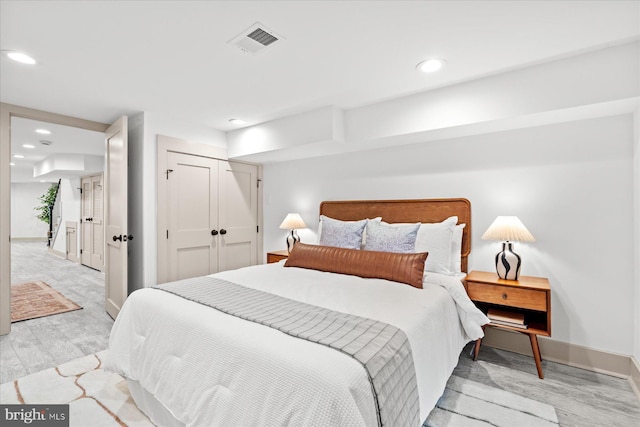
<box><xmin>166</xmin><ymin>152</ymin><xmax>219</xmax><ymax>281</ymax></box>
<box><xmin>105</xmin><ymin>116</ymin><xmax>128</xmax><ymax>319</ymax></box>
<box><xmin>81</xmin><ymin>176</ymin><xmax>92</xmax><ymax>267</ymax></box>
<box><xmin>90</xmin><ymin>174</ymin><xmax>104</xmax><ymax>270</ymax></box>
<box><xmin>81</xmin><ymin>174</ymin><xmax>104</xmax><ymax>270</ymax></box>
<box><xmin>218</xmin><ymin>161</ymin><xmax>258</xmax><ymax>271</ymax></box>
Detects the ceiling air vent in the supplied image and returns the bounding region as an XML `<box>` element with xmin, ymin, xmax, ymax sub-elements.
<box><xmin>228</xmin><ymin>22</ymin><xmax>283</xmax><ymax>55</ymax></box>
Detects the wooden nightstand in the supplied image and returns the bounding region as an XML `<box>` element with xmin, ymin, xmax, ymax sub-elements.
<box><xmin>464</xmin><ymin>270</ymin><xmax>551</xmax><ymax>379</ymax></box>
<box><xmin>266</xmin><ymin>250</ymin><xmax>289</xmax><ymax>264</ymax></box>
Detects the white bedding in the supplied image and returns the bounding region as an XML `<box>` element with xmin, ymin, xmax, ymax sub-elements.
<box><xmin>105</xmin><ymin>262</ymin><xmax>488</xmax><ymax>426</ymax></box>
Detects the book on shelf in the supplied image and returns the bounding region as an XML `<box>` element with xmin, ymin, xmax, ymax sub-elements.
<box><xmin>489</xmin><ymin>319</ymin><xmax>529</xmax><ymax>329</ymax></box>
<box><xmin>487</xmin><ymin>308</ymin><xmax>527</xmax><ymax>328</ymax></box>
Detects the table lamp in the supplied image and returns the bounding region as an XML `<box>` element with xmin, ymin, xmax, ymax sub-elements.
<box><xmin>279</xmin><ymin>213</ymin><xmax>306</xmax><ymax>253</ymax></box>
<box><xmin>481</xmin><ymin>216</ymin><xmax>535</xmax><ymax>280</ymax></box>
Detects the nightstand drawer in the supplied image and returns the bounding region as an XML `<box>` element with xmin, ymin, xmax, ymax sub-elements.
<box><xmin>467</xmin><ymin>282</ymin><xmax>547</xmax><ymax>311</ymax></box>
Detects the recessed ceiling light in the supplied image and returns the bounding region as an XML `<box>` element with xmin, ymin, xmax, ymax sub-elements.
<box><xmin>35</xmin><ymin>129</ymin><xmax>51</xmax><ymax>135</ymax></box>
<box><xmin>13</xmin><ymin>154</ymin><xmax>24</xmax><ymax>158</ymax></box>
<box><xmin>39</xmin><ymin>180</ymin><xmax>46</xmax><ymax>183</ymax></box>
<box><xmin>22</xmin><ymin>144</ymin><xmax>35</xmax><ymax>149</ymax></box>
<box><xmin>4</xmin><ymin>50</ymin><xmax>36</xmax><ymax>65</ymax></box>
<box><xmin>416</xmin><ymin>58</ymin><xmax>447</xmax><ymax>73</ymax></box>
<box><xmin>229</xmin><ymin>118</ymin><xmax>247</xmax><ymax>125</ymax></box>
<box><xmin>9</xmin><ymin>162</ymin><xmax>15</xmax><ymax>166</ymax></box>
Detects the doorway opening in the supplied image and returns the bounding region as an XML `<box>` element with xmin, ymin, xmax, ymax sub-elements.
<box><xmin>0</xmin><ymin>106</ymin><xmax>114</xmax><ymax>382</ymax></box>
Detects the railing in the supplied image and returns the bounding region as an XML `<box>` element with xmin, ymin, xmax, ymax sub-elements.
<box><xmin>48</xmin><ymin>179</ymin><xmax>62</xmax><ymax>247</ymax></box>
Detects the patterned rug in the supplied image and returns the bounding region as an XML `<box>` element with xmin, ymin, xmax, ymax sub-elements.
<box><xmin>0</xmin><ymin>351</ymin><xmax>559</xmax><ymax>427</ymax></box>
<box><xmin>0</xmin><ymin>351</ymin><xmax>153</xmax><ymax>426</ymax></box>
<box><xmin>11</xmin><ymin>281</ymin><xmax>82</xmax><ymax>322</ymax></box>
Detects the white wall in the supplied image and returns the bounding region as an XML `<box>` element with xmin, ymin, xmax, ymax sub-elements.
<box><xmin>128</xmin><ymin>112</ymin><xmax>227</xmax><ymax>291</ymax></box>
<box><xmin>10</xmin><ymin>182</ymin><xmax>51</xmax><ymax>239</ymax></box>
<box><xmin>263</xmin><ymin>114</ymin><xmax>635</xmax><ymax>356</ymax></box>
<box><xmin>51</xmin><ymin>178</ymin><xmax>81</xmax><ymax>257</ymax></box>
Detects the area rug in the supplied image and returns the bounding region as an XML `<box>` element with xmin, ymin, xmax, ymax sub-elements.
<box><xmin>424</xmin><ymin>375</ymin><xmax>559</xmax><ymax>426</ymax></box>
<box><xmin>11</xmin><ymin>281</ymin><xmax>82</xmax><ymax>322</ymax></box>
<box><xmin>0</xmin><ymin>351</ymin><xmax>559</xmax><ymax>427</ymax></box>
<box><xmin>0</xmin><ymin>351</ymin><xmax>153</xmax><ymax>426</ymax></box>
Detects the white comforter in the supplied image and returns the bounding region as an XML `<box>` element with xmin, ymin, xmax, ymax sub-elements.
<box><xmin>106</xmin><ymin>262</ymin><xmax>488</xmax><ymax>426</ymax></box>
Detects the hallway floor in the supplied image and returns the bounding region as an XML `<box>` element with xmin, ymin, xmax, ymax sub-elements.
<box><xmin>0</xmin><ymin>241</ymin><xmax>113</xmax><ymax>383</ymax></box>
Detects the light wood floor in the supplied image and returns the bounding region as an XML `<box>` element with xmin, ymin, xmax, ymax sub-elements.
<box><xmin>0</xmin><ymin>241</ymin><xmax>113</xmax><ymax>383</ymax></box>
<box><xmin>2</xmin><ymin>242</ymin><xmax>639</xmax><ymax>426</ymax></box>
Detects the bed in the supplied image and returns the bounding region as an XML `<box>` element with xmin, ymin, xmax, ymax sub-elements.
<box><xmin>105</xmin><ymin>198</ymin><xmax>489</xmax><ymax>426</ymax></box>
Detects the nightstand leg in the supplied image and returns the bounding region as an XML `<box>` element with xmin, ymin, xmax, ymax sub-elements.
<box><xmin>473</xmin><ymin>338</ymin><xmax>482</xmax><ymax>361</ymax></box>
<box><xmin>529</xmin><ymin>334</ymin><xmax>544</xmax><ymax>379</ymax></box>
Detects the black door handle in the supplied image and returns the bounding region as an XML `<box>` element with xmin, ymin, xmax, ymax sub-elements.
<box><xmin>211</xmin><ymin>229</ymin><xmax>219</xmax><ymax>236</ymax></box>
<box><xmin>219</xmin><ymin>229</ymin><xmax>227</xmax><ymax>235</ymax></box>
<box><xmin>123</xmin><ymin>234</ymin><xmax>134</xmax><ymax>241</ymax></box>
<box><xmin>112</xmin><ymin>235</ymin><xmax>122</xmax><ymax>242</ymax></box>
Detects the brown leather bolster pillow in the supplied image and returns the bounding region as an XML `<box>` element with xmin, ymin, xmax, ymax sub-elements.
<box><xmin>284</xmin><ymin>243</ymin><xmax>428</xmax><ymax>289</ymax></box>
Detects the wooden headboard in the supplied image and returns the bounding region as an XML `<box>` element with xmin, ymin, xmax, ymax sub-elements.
<box><xmin>319</xmin><ymin>198</ymin><xmax>471</xmax><ymax>272</ymax></box>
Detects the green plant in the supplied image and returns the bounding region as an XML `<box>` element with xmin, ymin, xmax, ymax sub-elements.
<box><xmin>35</xmin><ymin>183</ymin><xmax>59</xmax><ymax>225</ymax></box>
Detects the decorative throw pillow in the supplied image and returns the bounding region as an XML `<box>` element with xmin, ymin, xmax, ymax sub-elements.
<box><xmin>318</xmin><ymin>215</ymin><xmax>368</xmax><ymax>249</ymax></box>
<box><xmin>363</xmin><ymin>220</ymin><xmax>420</xmax><ymax>253</ymax></box>
<box><xmin>285</xmin><ymin>243</ymin><xmax>429</xmax><ymax>288</ymax></box>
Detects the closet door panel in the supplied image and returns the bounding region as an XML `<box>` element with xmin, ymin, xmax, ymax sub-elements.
<box><xmin>218</xmin><ymin>161</ymin><xmax>258</xmax><ymax>272</ymax></box>
<box><xmin>167</xmin><ymin>152</ymin><xmax>219</xmax><ymax>281</ymax></box>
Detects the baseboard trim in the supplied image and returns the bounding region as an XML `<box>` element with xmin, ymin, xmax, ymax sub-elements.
<box><xmin>482</xmin><ymin>328</ymin><xmax>633</xmax><ymax>380</ymax></box>
<box><xmin>48</xmin><ymin>248</ymin><xmax>66</xmax><ymax>259</ymax></box>
<box><xmin>10</xmin><ymin>237</ymin><xmax>47</xmax><ymax>242</ymax></box>
<box><xmin>66</xmin><ymin>253</ymin><xmax>80</xmax><ymax>264</ymax></box>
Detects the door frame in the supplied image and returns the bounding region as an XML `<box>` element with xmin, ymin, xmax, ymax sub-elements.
<box><xmin>0</xmin><ymin>103</ymin><xmax>108</xmax><ymax>335</ymax></box>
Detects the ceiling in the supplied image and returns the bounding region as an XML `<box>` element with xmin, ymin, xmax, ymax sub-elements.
<box><xmin>1</xmin><ymin>1</ymin><xmax>639</xmax><ymax>178</ymax></box>
<box><xmin>9</xmin><ymin>117</ymin><xmax>104</xmax><ymax>183</ymax></box>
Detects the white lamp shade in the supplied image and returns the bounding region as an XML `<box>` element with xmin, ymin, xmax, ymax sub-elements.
<box><xmin>279</xmin><ymin>213</ymin><xmax>306</xmax><ymax>230</ymax></box>
<box><xmin>481</xmin><ymin>216</ymin><xmax>535</xmax><ymax>242</ymax></box>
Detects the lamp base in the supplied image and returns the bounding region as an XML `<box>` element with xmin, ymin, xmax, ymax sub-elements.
<box><xmin>286</xmin><ymin>230</ymin><xmax>300</xmax><ymax>253</ymax></box>
<box><xmin>495</xmin><ymin>241</ymin><xmax>522</xmax><ymax>280</ymax></box>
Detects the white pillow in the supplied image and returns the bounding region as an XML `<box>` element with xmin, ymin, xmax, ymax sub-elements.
<box><xmin>380</xmin><ymin>216</ymin><xmax>458</xmax><ymax>274</ymax></box>
<box><xmin>414</xmin><ymin>216</ymin><xmax>458</xmax><ymax>274</ymax></box>
<box><xmin>450</xmin><ymin>224</ymin><xmax>466</xmax><ymax>274</ymax></box>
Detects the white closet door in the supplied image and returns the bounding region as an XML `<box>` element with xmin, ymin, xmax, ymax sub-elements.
<box><xmin>167</xmin><ymin>152</ymin><xmax>219</xmax><ymax>281</ymax></box>
<box><xmin>218</xmin><ymin>161</ymin><xmax>258</xmax><ymax>272</ymax></box>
